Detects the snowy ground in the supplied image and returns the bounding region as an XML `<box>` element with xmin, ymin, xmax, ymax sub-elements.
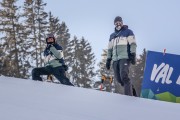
<box><xmin>0</xmin><ymin>76</ymin><xmax>180</xmax><ymax>120</ymax></box>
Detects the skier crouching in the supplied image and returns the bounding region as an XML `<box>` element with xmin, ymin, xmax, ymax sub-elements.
<box><xmin>32</xmin><ymin>33</ymin><xmax>73</xmax><ymax>86</ymax></box>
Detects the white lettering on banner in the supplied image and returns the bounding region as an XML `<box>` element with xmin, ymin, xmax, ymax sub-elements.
<box><xmin>151</xmin><ymin>63</ymin><xmax>165</xmax><ymax>81</ymax></box>
<box><xmin>151</xmin><ymin>63</ymin><xmax>172</xmax><ymax>84</ymax></box>
<box><xmin>176</xmin><ymin>76</ymin><xmax>180</xmax><ymax>85</ymax></box>
<box><xmin>165</xmin><ymin>66</ymin><xmax>173</xmax><ymax>84</ymax></box>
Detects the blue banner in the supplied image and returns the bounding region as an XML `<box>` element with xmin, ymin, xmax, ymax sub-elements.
<box><xmin>141</xmin><ymin>51</ymin><xmax>180</xmax><ymax>103</ymax></box>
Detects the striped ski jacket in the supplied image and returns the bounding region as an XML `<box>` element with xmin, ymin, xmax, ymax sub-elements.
<box><xmin>107</xmin><ymin>25</ymin><xmax>137</xmax><ymax>61</ymax></box>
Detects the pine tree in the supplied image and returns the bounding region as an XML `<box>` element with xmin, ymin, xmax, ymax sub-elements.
<box><xmin>69</xmin><ymin>36</ymin><xmax>80</xmax><ymax>85</ymax></box>
<box><xmin>75</xmin><ymin>37</ymin><xmax>96</xmax><ymax>88</ymax></box>
<box><xmin>69</xmin><ymin>37</ymin><xmax>96</xmax><ymax>88</ymax></box>
<box><xmin>96</xmin><ymin>49</ymin><xmax>123</xmax><ymax>93</ymax></box>
<box><xmin>35</xmin><ymin>0</ymin><xmax>48</xmax><ymax>67</ymax></box>
<box><xmin>0</xmin><ymin>45</ymin><xmax>4</xmax><ymax>75</ymax></box>
<box><xmin>129</xmin><ymin>48</ymin><xmax>146</xmax><ymax>96</ymax></box>
<box><xmin>56</xmin><ymin>22</ymin><xmax>71</xmax><ymax>63</ymax></box>
<box><xmin>97</xmin><ymin>49</ymin><xmax>109</xmax><ymax>75</ymax></box>
<box><xmin>55</xmin><ymin>22</ymin><xmax>74</xmax><ymax>79</ymax></box>
<box><xmin>47</xmin><ymin>12</ymin><xmax>60</xmax><ymax>34</ymax></box>
<box><xmin>23</xmin><ymin>0</ymin><xmax>48</xmax><ymax>68</ymax></box>
<box><xmin>16</xmin><ymin>21</ymin><xmax>31</xmax><ymax>78</ymax></box>
<box><xmin>23</xmin><ymin>0</ymin><xmax>38</xmax><ymax>68</ymax></box>
<box><xmin>96</xmin><ymin>49</ymin><xmax>111</xmax><ymax>91</ymax></box>
<box><xmin>0</xmin><ymin>0</ymin><xmax>27</xmax><ymax>78</ymax></box>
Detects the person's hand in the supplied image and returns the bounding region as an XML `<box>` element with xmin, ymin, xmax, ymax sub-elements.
<box><xmin>106</xmin><ymin>58</ymin><xmax>111</xmax><ymax>70</ymax></box>
<box><xmin>46</xmin><ymin>44</ymin><xmax>53</xmax><ymax>55</ymax></box>
<box><xmin>63</xmin><ymin>65</ymin><xmax>68</xmax><ymax>71</ymax></box>
<box><xmin>46</xmin><ymin>44</ymin><xmax>53</xmax><ymax>50</ymax></box>
<box><xmin>129</xmin><ymin>53</ymin><xmax>136</xmax><ymax>65</ymax></box>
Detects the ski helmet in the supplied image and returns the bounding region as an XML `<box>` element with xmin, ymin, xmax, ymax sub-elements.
<box><xmin>46</xmin><ymin>33</ymin><xmax>55</xmax><ymax>43</ymax></box>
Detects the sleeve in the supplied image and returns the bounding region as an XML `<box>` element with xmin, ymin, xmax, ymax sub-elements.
<box><xmin>50</xmin><ymin>46</ymin><xmax>64</xmax><ymax>59</ymax></box>
<box><xmin>107</xmin><ymin>36</ymin><xmax>113</xmax><ymax>59</ymax></box>
<box><xmin>127</xmin><ymin>30</ymin><xmax>137</xmax><ymax>53</ymax></box>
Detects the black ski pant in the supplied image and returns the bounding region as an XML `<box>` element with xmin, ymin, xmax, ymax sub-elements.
<box><xmin>32</xmin><ymin>66</ymin><xmax>73</xmax><ymax>86</ymax></box>
<box><xmin>113</xmin><ymin>59</ymin><xmax>132</xmax><ymax>96</ymax></box>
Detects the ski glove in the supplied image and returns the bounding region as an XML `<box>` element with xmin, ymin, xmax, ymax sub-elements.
<box><xmin>129</xmin><ymin>53</ymin><xmax>136</xmax><ymax>65</ymax></box>
<box><xmin>63</xmin><ymin>65</ymin><xmax>68</xmax><ymax>71</ymax></box>
<box><xmin>45</xmin><ymin>44</ymin><xmax>53</xmax><ymax>55</ymax></box>
<box><xmin>46</xmin><ymin>44</ymin><xmax>53</xmax><ymax>50</ymax></box>
<box><xmin>106</xmin><ymin>58</ymin><xmax>111</xmax><ymax>70</ymax></box>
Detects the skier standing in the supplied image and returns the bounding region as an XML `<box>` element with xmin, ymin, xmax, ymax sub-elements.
<box><xmin>32</xmin><ymin>33</ymin><xmax>73</xmax><ymax>86</ymax></box>
<box><xmin>106</xmin><ymin>16</ymin><xmax>137</xmax><ymax>95</ymax></box>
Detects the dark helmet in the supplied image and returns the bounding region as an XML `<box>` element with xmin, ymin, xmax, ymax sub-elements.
<box><xmin>114</xmin><ymin>16</ymin><xmax>123</xmax><ymax>24</ymax></box>
<box><xmin>46</xmin><ymin>33</ymin><xmax>55</xmax><ymax>43</ymax></box>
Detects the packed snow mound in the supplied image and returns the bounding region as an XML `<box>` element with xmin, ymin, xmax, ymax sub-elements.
<box><xmin>0</xmin><ymin>76</ymin><xmax>180</xmax><ymax>120</ymax></box>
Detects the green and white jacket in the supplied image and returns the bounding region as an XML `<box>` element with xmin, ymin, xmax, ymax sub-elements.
<box><xmin>107</xmin><ymin>25</ymin><xmax>137</xmax><ymax>61</ymax></box>
<box><xmin>44</xmin><ymin>43</ymin><xmax>65</xmax><ymax>67</ymax></box>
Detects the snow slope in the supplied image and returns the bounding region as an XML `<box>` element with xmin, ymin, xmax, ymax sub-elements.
<box><xmin>0</xmin><ymin>76</ymin><xmax>180</xmax><ymax>120</ymax></box>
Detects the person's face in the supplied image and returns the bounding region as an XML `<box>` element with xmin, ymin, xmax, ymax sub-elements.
<box><xmin>114</xmin><ymin>21</ymin><xmax>123</xmax><ymax>27</ymax></box>
<box><xmin>114</xmin><ymin>21</ymin><xmax>123</xmax><ymax>30</ymax></box>
<box><xmin>47</xmin><ymin>37</ymin><xmax>54</xmax><ymax>43</ymax></box>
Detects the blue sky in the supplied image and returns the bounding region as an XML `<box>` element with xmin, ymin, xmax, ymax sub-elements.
<box><xmin>41</xmin><ymin>0</ymin><xmax>180</xmax><ymax>64</ymax></box>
